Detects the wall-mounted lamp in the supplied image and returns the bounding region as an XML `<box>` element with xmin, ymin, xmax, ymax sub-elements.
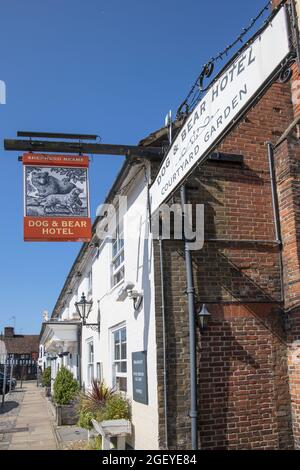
<box><xmin>116</xmin><ymin>281</ymin><xmax>143</xmax><ymax>311</ymax></box>
<box><xmin>128</xmin><ymin>288</ymin><xmax>143</xmax><ymax>311</ymax></box>
<box><xmin>197</xmin><ymin>304</ymin><xmax>211</xmax><ymax>330</ymax></box>
<box><xmin>75</xmin><ymin>293</ymin><xmax>100</xmax><ymax>332</ymax></box>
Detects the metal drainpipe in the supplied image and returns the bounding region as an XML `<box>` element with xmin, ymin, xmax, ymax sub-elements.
<box><xmin>267</xmin><ymin>142</ymin><xmax>282</xmax><ymax>243</ymax></box>
<box><xmin>267</xmin><ymin>142</ymin><xmax>285</xmax><ymax>302</ymax></box>
<box><xmin>159</xmin><ymin>236</ymin><xmax>168</xmax><ymax>449</ymax></box>
<box><xmin>180</xmin><ymin>184</ymin><xmax>198</xmax><ymax>450</ymax></box>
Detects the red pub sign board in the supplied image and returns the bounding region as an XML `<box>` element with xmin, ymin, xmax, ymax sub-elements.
<box><xmin>23</xmin><ymin>153</ymin><xmax>92</xmax><ymax>242</ymax></box>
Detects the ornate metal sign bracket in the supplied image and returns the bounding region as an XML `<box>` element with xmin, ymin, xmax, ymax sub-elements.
<box><xmin>277</xmin><ymin>0</ymin><xmax>300</xmax><ymax>84</ymax></box>
<box><xmin>288</xmin><ymin>0</ymin><xmax>300</xmax><ymax>74</ymax></box>
<box><xmin>85</xmin><ymin>324</ymin><xmax>100</xmax><ymax>333</ymax></box>
<box><xmin>278</xmin><ymin>51</ymin><xmax>297</xmax><ymax>83</ymax></box>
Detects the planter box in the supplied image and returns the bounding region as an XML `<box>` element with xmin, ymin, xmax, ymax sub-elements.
<box><xmin>55</xmin><ymin>403</ymin><xmax>78</xmax><ymax>426</ymax></box>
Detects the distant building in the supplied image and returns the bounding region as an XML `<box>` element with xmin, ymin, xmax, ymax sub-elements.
<box><xmin>0</xmin><ymin>339</ymin><xmax>6</xmax><ymax>358</ymax></box>
<box><xmin>0</xmin><ymin>327</ymin><xmax>39</xmax><ymax>380</ymax></box>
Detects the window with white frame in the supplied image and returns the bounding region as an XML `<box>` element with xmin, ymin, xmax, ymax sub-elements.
<box><xmin>111</xmin><ymin>220</ymin><xmax>124</xmax><ymax>287</ymax></box>
<box><xmin>87</xmin><ymin>340</ymin><xmax>94</xmax><ymax>385</ymax></box>
<box><xmin>112</xmin><ymin>326</ymin><xmax>127</xmax><ymax>392</ymax></box>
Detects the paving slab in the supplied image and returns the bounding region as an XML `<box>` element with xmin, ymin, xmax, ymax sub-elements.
<box><xmin>0</xmin><ymin>382</ymin><xmax>57</xmax><ymax>450</ymax></box>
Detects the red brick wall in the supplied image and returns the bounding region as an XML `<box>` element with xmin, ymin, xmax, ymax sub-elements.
<box><xmin>150</xmin><ymin>0</ymin><xmax>300</xmax><ymax>449</ymax></box>
<box><xmin>287</xmin><ymin>314</ymin><xmax>300</xmax><ymax>449</ymax></box>
<box><xmin>153</xmin><ymin>72</ymin><xmax>296</xmax><ymax>448</ymax></box>
<box><xmin>276</xmin><ymin>139</ymin><xmax>300</xmax><ymax>308</ymax></box>
<box><xmin>275</xmin><ymin>137</ymin><xmax>300</xmax><ymax>447</ymax></box>
<box><xmin>199</xmin><ymin>306</ymin><xmax>292</xmax><ymax>449</ymax></box>
<box><xmin>270</xmin><ymin>0</ymin><xmax>300</xmax><ymax>449</ymax></box>
<box><xmin>154</xmin><ymin>238</ymin><xmax>293</xmax><ymax>449</ymax></box>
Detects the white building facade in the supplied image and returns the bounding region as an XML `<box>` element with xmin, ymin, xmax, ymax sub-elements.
<box><xmin>40</xmin><ymin>157</ymin><xmax>160</xmax><ymax>449</ymax></box>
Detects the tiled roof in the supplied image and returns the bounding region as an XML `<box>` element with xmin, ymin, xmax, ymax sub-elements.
<box><xmin>1</xmin><ymin>335</ymin><xmax>39</xmax><ymax>355</ymax></box>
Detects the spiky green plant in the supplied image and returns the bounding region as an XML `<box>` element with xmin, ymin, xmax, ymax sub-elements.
<box><xmin>77</xmin><ymin>380</ymin><xmax>131</xmax><ymax>432</ymax></box>
<box><xmin>79</xmin><ymin>379</ymin><xmax>115</xmax><ymax>414</ymax></box>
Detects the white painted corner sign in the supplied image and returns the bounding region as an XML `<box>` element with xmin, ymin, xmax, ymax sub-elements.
<box><xmin>150</xmin><ymin>6</ymin><xmax>290</xmax><ymax>215</ymax></box>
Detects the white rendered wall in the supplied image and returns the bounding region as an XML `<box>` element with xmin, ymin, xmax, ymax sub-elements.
<box><xmin>79</xmin><ymin>168</ymin><xmax>159</xmax><ymax>449</ymax></box>
<box><xmin>46</xmin><ymin>166</ymin><xmax>159</xmax><ymax>449</ymax></box>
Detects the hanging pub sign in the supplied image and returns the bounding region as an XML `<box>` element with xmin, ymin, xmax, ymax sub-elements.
<box><xmin>150</xmin><ymin>5</ymin><xmax>291</xmax><ymax>214</ymax></box>
<box><xmin>23</xmin><ymin>153</ymin><xmax>92</xmax><ymax>242</ymax></box>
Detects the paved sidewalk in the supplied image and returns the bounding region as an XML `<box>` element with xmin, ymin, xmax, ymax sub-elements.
<box><xmin>56</xmin><ymin>426</ymin><xmax>88</xmax><ymax>449</ymax></box>
<box><xmin>0</xmin><ymin>381</ymin><xmax>57</xmax><ymax>450</ymax></box>
<box><xmin>0</xmin><ymin>388</ymin><xmax>25</xmax><ymax>449</ymax></box>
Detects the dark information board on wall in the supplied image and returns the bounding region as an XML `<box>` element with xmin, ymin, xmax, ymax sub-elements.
<box><xmin>132</xmin><ymin>351</ymin><xmax>148</xmax><ymax>405</ymax></box>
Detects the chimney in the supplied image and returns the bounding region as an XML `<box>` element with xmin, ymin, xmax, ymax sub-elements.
<box><xmin>4</xmin><ymin>327</ymin><xmax>14</xmax><ymax>338</ymax></box>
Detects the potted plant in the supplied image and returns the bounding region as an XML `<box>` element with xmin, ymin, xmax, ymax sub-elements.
<box><xmin>53</xmin><ymin>366</ymin><xmax>80</xmax><ymax>425</ymax></box>
<box><xmin>78</xmin><ymin>379</ymin><xmax>115</xmax><ymax>431</ymax></box>
<box><xmin>41</xmin><ymin>366</ymin><xmax>51</xmax><ymax>397</ymax></box>
<box><xmin>77</xmin><ymin>379</ymin><xmax>131</xmax><ymax>449</ymax></box>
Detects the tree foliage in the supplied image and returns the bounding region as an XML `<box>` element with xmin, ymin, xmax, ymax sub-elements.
<box><xmin>54</xmin><ymin>168</ymin><xmax>86</xmax><ymax>184</ymax></box>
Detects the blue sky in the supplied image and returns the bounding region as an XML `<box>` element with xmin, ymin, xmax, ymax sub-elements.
<box><xmin>0</xmin><ymin>0</ymin><xmax>270</xmax><ymax>334</ymax></box>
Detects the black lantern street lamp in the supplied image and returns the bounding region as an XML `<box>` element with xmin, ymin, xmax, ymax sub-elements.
<box><xmin>75</xmin><ymin>293</ymin><xmax>99</xmax><ymax>332</ymax></box>
<box><xmin>75</xmin><ymin>293</ymin><xmax>93</xmax><ymax>324</ymax></box>
<box><xmin>197</xmin><ymin>304</ymin><xmax>211</xmax><ymax>331</ymax></box>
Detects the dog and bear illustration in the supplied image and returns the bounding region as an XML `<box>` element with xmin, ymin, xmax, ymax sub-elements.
<box><xmin>27</xmin><ymin>170</ymin><xmax>87</xmax><ymax>216</ymax></box>
<box><xmin>31</xmin><ymin>171</ymin><xmax>76</xmax><ymax>196</ymax></box>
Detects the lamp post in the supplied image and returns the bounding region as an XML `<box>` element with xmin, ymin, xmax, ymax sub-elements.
<box><xmin>75</xmin><ymin>293</ymin><xmax>100</xmax><ymax>389</ymax></box>
<box><xmin>75</xmin><ymin>293</ymin><xmax>100</xmax><ymax>332</ymax></box>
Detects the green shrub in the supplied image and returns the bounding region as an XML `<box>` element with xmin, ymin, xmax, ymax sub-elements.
<box><xmin>42</xmin><ymin>366</ymin><xmax>51</xmax><ymax>387</ymax></box>
<box><xmin>96</xmin><ymin>393</ymin><xmax>131</xmax><ymax>421</ymax></box>
<box><xmin>77</xmin><ymin>380</ymin><xmax>131</xmax><ymax>435</ymax></box>
<box><xmin>78</xmin><ymin>409</ymin><xmax>95</xmax><ymax>430</ymax></box>
<box><xmin>53</xmin><ymin>366</ymin><xmax>79</xmax><ymax>405</ymax></box>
